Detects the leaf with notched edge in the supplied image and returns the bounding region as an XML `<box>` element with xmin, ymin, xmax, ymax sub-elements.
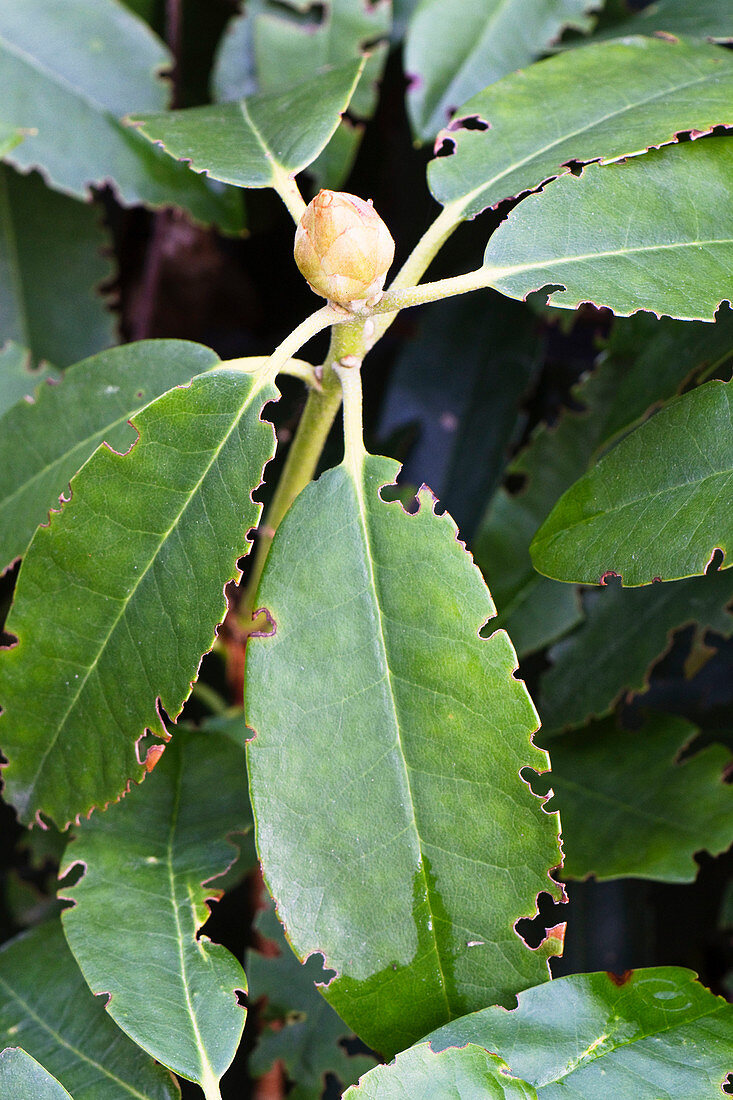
<box><xmin>246</xmin><ymin>453</ymin><xmax>563</xmax><ymax>1059</ymax></box>
<box><xmin>531</xmin><ymin>379</ymin><xmax>733</xmax><ymax>585</ymax></box>
<box><xmin>0</xmin><ymin>340</ymin><xmax>220</xmax><ymax>572</ymax></box>
<box><xmin>61</xmin><ymin>730</ymin><xmax>250</xmax><ymax>1090</ymax></box>
<box><xmin>429</xmin><ymin>36</ymin><xmax>733</xmax><ymax>220</ymax></box>
<box><xmin>0</xmin><ymin>366</ymin><xmax>277</xmax><ymax>829</ymax></box>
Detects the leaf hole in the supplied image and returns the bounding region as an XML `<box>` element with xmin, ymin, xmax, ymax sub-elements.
<box><xmin>723</xmin><ymin>1072</ymin><xmax>733</xmax><ymax>1095</ymax></box>
<box><xmin>705</xmin><ymin>547</ymin><xmax>725</xmax><ymax>574</ymax></box>
<box><xmin>514</xmin><ymin>891</ymin><xmax>566</xmax><ymax>949</ymax></box>
<box><xmin>504</xmin><ymin>471</ymin><xmax>527</xmax><ymax>496</ymax></box>
<box><xmin>448</xmin><ymin>113</ymin><xmax>490</xmax><ymax>133</ymax></box>
<box><xmin>379</xmin><ymin>481</ymin><xmax>419</xmax><ymax>513</ymax></box>
<box><xmin>433</xmin><ymin>135</ymin><xmax>456</xmax><ymax>158</ymax></box>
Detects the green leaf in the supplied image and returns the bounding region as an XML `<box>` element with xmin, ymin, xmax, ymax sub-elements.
<box><xmin>425</xmin><ymin>968</ymin><xmax>733</xmax><ymax>1098</ymax></box>
<box><xmin>0</xmin><ymin>1048</ymin><xmax>73</xmax><ymax>1099</ymax></box>
<box><xmin>212</xmin><ymin>0</ymin><xmax>390</xmax><ymax>187</ymax></box>
<box><xmin>345</xmin><ymin>1044</ymin><xmax>536</xmax><ymax>1098</ymax></box>
<box><xmin>246</xmin><ymin>454</ymin><xmax>563</xmax><ymax>1059</ymax></box>
<box><xmin>473</xmin><ymin>309</ymin><xmax>733</xmax><ymax>655</ymax></box>
<box><xmin>0</xmin><ymin>166</ymin><xmax>116</xmax><ymax>367</ymax></box>
<box><xmin>60</xmin><ymin>729</ymin><xmax>249</xmax><ymax>1090</ymax></box>
<box><xmin>0</xmin><ymin>0</ymin><xmax>242</xmax><ymax>230</ymax></box>
<box><xmin>428</xmin><ymin>36</ymin><xmax>733</xmax><ymax>219</ymax></box>
<box><xmin>248</xmin><ymin>893</ymin><xmax>377</xmax><ymax>1098</ymax></box>
<box><xmin>531</xmin><ymin>379</ymin><xmax>733</xmax><ymax>585</ymax></box>
<box><xmin>483</xmin><ymin>138</ymin><xmax>733</xmax><ymax>321</ymax></box>
<box><xmin>537</xmin><ymin>571</ymin><xmax>733</xmax><ymax>734</ymax></box>
<box><xmin>131</xmin><ymin>60</ymin><xmax>363</xmax><ymax>192</ymax></box>
<box><xmin>406</xmin><ymin>0</ymin><xmax>595</xmax><ymax>142</ymax></box>
<box><xmin>544</xmin><ymin>714</ymin><xmax>733</xmax><ymax>883</ymax></box>
<box><xmin>590</xmin><ymin>0</ymin><xmax>733</xmax><ymax>44</ymax></box>
<box><xmin>379</xmin><ymin>293</ymin><xmax>540</xmax><ymax>542</ymax></box>
<box><xmin>0</xmin><ymin>921</ymin><xmax>178</xmax><ymax>1099</ymax></box>
<box><xmin>0</xmin><ymin>123</ymin><xmax>23</xmax><ymax>155</ymax></box>
<box><xmin>0</xmin><ymin>339</ymin><xmax>219</xmax><ymax>571</ymax></box>
<box><xmin>0</xmin><ymin>341</ymin><xmax>58</xmax><ymax>419</ymax></box>
<box><xmin>0</xmin><ymin>366</ymin><xmax>277</xmax><ymax>828</ymax></box>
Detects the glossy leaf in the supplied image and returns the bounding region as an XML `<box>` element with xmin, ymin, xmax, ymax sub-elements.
<box><xmin>0</xmin><ymin>921</ymin><xmax>178</xmax><ymax>1099</ymax></box>
<box><xmin>248</xmin><ymin>893</ymin><xmax>377</xmax><ymax>1098</ymax></box>
<box><xmin>0</xmin><ymin>339</ymin><xmax>219</xmax><ymax>571</ymax></box>
<box><xmin>590</xmin><ymin>0</ymin><xmax>733</xmax><ymax>44</ymax></box>
<box><xmin>531</xmin><ymin>380</ymin><xmax>733</xmax><ymax>585</ymax></box>
<box><xmin>345</xmin><ymin>1044</ymin><xmax>535</xmax><ymax>1098</ymax></box>
<box><xmin>0</xmin><ymin>1048</ymin><xmax>72</xmax><ymax>1098</ymax></box>
<box><xmin>406</xmin><ymin>0</ymin><xmax>595</xmax><ymax>142</ymax></box>
<box><xmin>0</xmin><ymin>366</ymin><xmax>277</xmax><ymax>828</ymax></box>
<box><xmin>61</xmin><ymin>730</ymin><xmax>249</xmax><ymax>1089</ymax></box>
<box><xmin>131</xmin><ymin>60</ymin><xmax>363</xmax><ymax>191</ymax></box>
<box><xmin>0</xmin><ymin>0</ymin><xmax>242</xmax><ymax>229</ymax></box>
<box><xmin>246</xmin><ymin>454</ymin><xmax>563</xmax><ymax>1058</ymax></box>
<box><xmin>537</xmin><ymin>571</ymin><xmax>733</xmax><ymax>735</ymax></box>
<box><xmin>425</xmin><ymin>968</ymin><xmax>733</xmax><ymax>1098</ymax></box>
<box><xmin>213</xmin><ymin>0</ymin><xmax>390</xmax><ymax>187</ymax></box>
<box><xmin>0</xmin><ymin>341</ymin><xmax>58</xmax><ymax>419</ymax></box>
<box><xmin>0</xmin><ymin>166</ymin><xmax>115</xmax><ymax>367</ymax></box>
<box><xmin>473</xmin><ymin>308</ymin><xmax>733</xmax><ymax>655</ymax></box>
<box><xmin>544</xmin><ymin>714</ymin><xmax>733</xmax><ymax>883</ymax></box>
<box><xmin>484</xmin><ymin>138</ymin><xmax>733</xmax><ymax>321</ymax></box>
<box><xmin>429</xmin><ymin>36</ymin><xmax>733</xmax><ymax>219</ymax></box>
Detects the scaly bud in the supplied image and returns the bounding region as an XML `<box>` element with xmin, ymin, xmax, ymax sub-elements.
<box><xmin>294</xmin><ymin>189</ymin><xmax>395</xmax><ymax>310</ymax></box>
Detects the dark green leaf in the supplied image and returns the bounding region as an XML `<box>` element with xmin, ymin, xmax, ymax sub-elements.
<box><xmin>0</xmin><ymin>0</ymin><xmax>242</xmax><ymax>230</ymax></box>
<box><xmin>406</xmin><ymin>0</ymin><xmax>595</xmax><ymax>142</ymax></box>
<box><xmin>484</xmin><ymin>138</ymin><xmax>733</xmax><ymax>321</ymax></box>
<box><xmin>61</xmin><ymin>730</ymin><xmax>249</xmax><ymax>1090</ymax></box>
<box><xmin>537</xmin><ymin>571</ymin><xmax>733</xmax><ymax>734</ymax></box>
<box><xmin>0</xmin><ymin>366</ymin><xmax>277</xmax><ymax>828</ymax></box>
<box><xmin>544</xmin><ymin>714</ymin><xmax>733</xmax><ymax>882</ymax></box>
<box><xmin>246</xmin><ymin>454</ymin><xmax>563</xmax><ymax>1058</ymax></box>
<box><xmin>0</xmin><ymin>1048</ymin><xmax>72</xmax><ymax>1098</ymax></box>
<box><xmin>590</xmin><ymin>0</ymin><xmax>733</xmax><ymax>44</ymax></box>
<box><xmin>345</xmin><ymin>1044</ymin><xmax>535</xmax><ymax>1098</ymax></box>
<box><xmin>429</xmin><ymin>37</ymin><xmax>733</xmax><ymax>219</ymax></box>
<box><xmin>425</xmin><ymin>968</ymin><xmax>733</xmax><ymax>1098</ymax></box>
<box><xmin>212</xmin><ymin>0</ymin><xmax>389</xmax><ymax>188</ymax></box>
<box><xmin>0</xmin><ymin>921</ymin><xmax>179</xmax><ymax>1099</ymax></box>
<box><xmin>0</xmin><ymin>167</ymin><xmax>115</xmax><ymax>367</ymax></box>
<box><xmin>248</xmin><ymin>893</ymin><xmax>377</xmax><ymax>1098</ymax></box>
<box><xmin>0</xmin><ymin>339</ymin><xmax>219</xmax><ymax>571</ymax></box>
<box><xmin>0</xmin><ymin>341</ymin><xmax>58</xmax><ymax>419</ymax></box>
<box><xmin>531</xmin><ymin>380</ymin><xmax>733</xmax><ymax>585</ymax></box>
<box><xmin>131</xmin><ymin>60</ymin><xmax>363</xmax><ymax>191</ymax></box>
<box><xmin>474</xmin><ymin>309</ymin><xmax>733</xmax><ymax>654</ymax></box>
<box><xmin>378</xmin><ymin>293</ymin><xmax>540</xmax><ymax>542</ymax></box>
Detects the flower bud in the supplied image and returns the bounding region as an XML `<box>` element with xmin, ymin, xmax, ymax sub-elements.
<box><xmin>294</xmin><ymin>189</ymin><xmax>395</xmax><ymax>309</ymax></box>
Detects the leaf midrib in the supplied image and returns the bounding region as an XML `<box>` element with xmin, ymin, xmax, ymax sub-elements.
<box><xmin>22</xmin><ymin>372</ymin><xmax>266</xmax><ymax>817</ymax></box>
<box><xmin>349</xmin><ymin>460</ymin><xmax>452</xmax><ymax>1016</ymax></box>
<box><xmin>489</xmin><ymin>236</ymin><xmax>733</xmax><ymax>281</ymax></box>
<box><xmin>0</xmin><ymin>971</ymin><xmax>157</xmax><ymax>1099</ymax></box>
<box><xmin>447</xmin><ymin>56</ymin><xmax>733</xmax><ymax>214</ymax></box>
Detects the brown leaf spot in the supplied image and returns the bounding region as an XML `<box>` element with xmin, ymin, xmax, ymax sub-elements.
<box><xmin>607</xmin><ymin>968</ymin><xmax>634</xmax><ymax>986</ymax></box>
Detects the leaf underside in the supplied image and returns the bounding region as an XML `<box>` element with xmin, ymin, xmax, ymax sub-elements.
<box><xmin>246</xmin><ymin>454</ymin><xmax>563</xmax><ymax>1059</ymax></box>
<box><xmin>0</xmin><ymin>367</ymin><xmax>277</xmax><ymax>828</ymax></box>
<box><xmin>61</xmin><ymin>730</ymin><xmax>250</xmax><ymax>1087</ymax></box>
<box><xmin>0</xmin><ymin>1049</ymin><xmax>73</xmax><ymax>1100</ymax></box>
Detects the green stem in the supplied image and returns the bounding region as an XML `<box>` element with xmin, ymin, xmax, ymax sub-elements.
<box><xmin>372</xmin><ymin>266</ymin><xmax>490</xmax><ymax>316</ymax></box>
<box><xmin>190</xmin><ymin>680</ymin><xmax>229</xmax><ymax>716</ymax></box>
<box><xmin>333</xmin><ymin>358</ymin><xmax>366</xmax><ymax>478</ymax></box>
<box><xmin>262</xmin><ymin>304</ymin><xmax>351</xmax><ymax>386</ymax></box>
<box><xmin>369</xmin><ymin>201</ymin><xmax>465</xmax><ymax>345</ymax></box>
<box><xmin>240</xmin><ymin>317</ymin><xmax>368</xmax><ymax>622</ymax></box>
<box><xmin>271</xmin><ymin>167</ymin><xmax>307</xmax><ymax>224</ymax></box>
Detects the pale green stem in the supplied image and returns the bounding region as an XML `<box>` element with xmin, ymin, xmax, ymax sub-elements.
<box><xmin>371</xmin><ymin>266</ymin><xmax>491</xmax><ymax>316</ymax></box>
<box><xmin>201</xmin><ymin>1077</ymin><xmax>222</xmax><ymax>1100</ymax></box>
<box><xmin>271</xmin><ymin>166</ymin><xmax>307</xmax><ymax>224</ymax></box>
<box><xmin>261</xmin><ymin>304</ymin><xmax>352</xmax><ymax>386</ymax></box>
<box><xmin>240</xmin><ymin>317</ymin><xmax>367</xmax><ymax>622</ymax></box>
<box><xmin>224</xmin><ymin>355</ymin><xmax>319</xmax><ymax>387</ymax></box>
<box><xmin>333</xmin><ymin>358</ymin><xmax>366</xmax><ymax>477</ymax></box>
<box><xmin>190</xmin><ymin>680</ymin><xmax>229</xmax><ymax>716</ymax></box>
<box><xmin>369</xmin><ymin>200</ymin><xmax>466</xmax><ymax>344</ymax></box>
